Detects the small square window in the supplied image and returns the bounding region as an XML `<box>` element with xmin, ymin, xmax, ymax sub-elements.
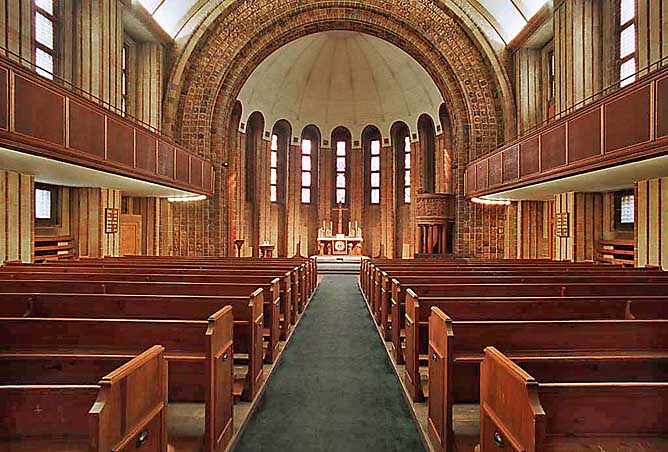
<box><xmin>35</xmin><ymin>47</ymin><xmax>54</xmax><ymax>79</ymax></box>
<box><xmin>371</xmin><ymin>173</ymin><xmax>380</xmax><ymax>188</ymax></box>
<box><xmin>270</xmin><ymin>185</ymin><xmax>277</xmax><ymax>203</ymax></box>
<box><xmin>35</xmin><ymin>0</ymin><xmax>54</xmax><ymax>14</ymax></box>
<box><xmin>371</xmin><ymin>140</ymin><xmax>381</xmax><ymax>155</ymax></box>
<box><xmin>301</xmin><ymin>139</ymin><xmax>312</xmax><ymax>154</ymax></box>
<box><xmin>371</xmin><ymin>189</ymin><xmax>380</xmax><ymax>204</ymax></box>
<box><xmin>302</xmin><ymin>188</ymin><xmax>311</xmax><ymax>204</ymax></box>
<box><xmin>405</xmin><ymin>187</ymin><xmax>411</xmax><ymax>204</ymax></box>
<box><xmin>620</xmin><ymin>24</ymin><xmax>636</xmax><ymax>59</ymax></box>
<box><xmin>336</xmin><ymin>173</ymin><xmax>346</xmax><ymax>188</ymax></box>
<box><xmin>302</xmin><ymin>155</ymin><xmax>312</xmax><ymax>171</ymax></box>
<box><xmin>620</xmin><ymin>194</ymin><xmax>634</xmax><ymax>224</ymax></box>
<box><xmin>620</xmin><ymin>58</ymin><xmax>636</xmax><ymax>86</ymax></box>
<box><xmin>270</xmin><ymin>168</ymin><xmax>277</xmax><ymax>185</ymax></box>
<box><xmin>371</xmin><ymin>156</ymin><xmax>380</xmax><ymax>172</ymax></box>
<box><xmin>336</xmin><ymin>189</ymin><xmax>346</xmax><ymax>204</ymax></box>
<box><xmin>337</xmin><ymin>157</ymin><xmax>346</xmax><ymax>172</ymax></box>
<box><xmin>336</xmin><ymin>141</ymin><xmax>346</xmax><ymax>156</ymax></box>
<box><xmin>302</xmin><ymin>171</ymin><xmax>311</xmax><ymax>187</ymax></box>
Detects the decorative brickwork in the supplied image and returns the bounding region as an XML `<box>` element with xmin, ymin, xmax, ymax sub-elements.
<box><xmin>164</xmin><ymin>1</ymin><xmax>514</xmax><ymax>257</ymax></box>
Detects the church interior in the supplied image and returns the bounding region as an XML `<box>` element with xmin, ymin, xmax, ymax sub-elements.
<box><xmin>0</xmin><ymin>0</ymin><xmax>667</xmax><ymax>451</ymax></box>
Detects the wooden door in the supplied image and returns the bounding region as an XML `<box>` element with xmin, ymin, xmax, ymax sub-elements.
<box><xmin>120</xmin><ymin>214</ymin><xmax>142</xmax><ymax>256</ymax></box>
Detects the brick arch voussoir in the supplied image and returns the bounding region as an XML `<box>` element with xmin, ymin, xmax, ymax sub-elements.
<box><xmin>172</xmin><ymin>1</ymin><xmax>502</xmax><ymax>165</ymax></box>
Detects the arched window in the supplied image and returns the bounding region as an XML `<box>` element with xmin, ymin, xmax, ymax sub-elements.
<box><xmin>370</xmin><ymin>140</ymin><xmax>381</xmax><ymax>204</ymax></box>
<box><xmin>301</xmin><ymin>139</ymin><xmax>312</xmax><ymax>204</ymax></box>
<box><xmin>270</xmin><ymin>134</ymin><xmax>279</xmax><ymax>202</ymax></box>
<box><xmin>335</xmin><ymin>140</ymin><xmax>347</xmax><ymax>204</ymax></box>
<box><xmin>404</xmin><ymin>136</ymin><xmax>412</xmax><ymax>204</ymax></box>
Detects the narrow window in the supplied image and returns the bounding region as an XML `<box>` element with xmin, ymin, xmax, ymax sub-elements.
<box><xmin>614</xmin><ymin>190</ymin><xmax>635</xmax><ymax>231</ymax></box>
<box><xmin>370</xmin><ymin>140</ymin><xmax>381</xmax><ymax>204</ymax></box>
<box><xmin>33</xmin><ymin>0</ymin><xmax>58</xmax><ymax>79</ymax></box>
<box><xmin>619</xmin><ymin>0</ymin><xmax>637</xmax><ymax>87</ymax></box>
<box><xmin>335</xmin><ymin>141</ymin><xmax>347</xmax><ymax>204</ymax></box>
<box><xmin>121</xmin><ymin>44</ymin><xmax>129</xmax><ymax>115</ymax></box>
<box><xmin>270</xmin><ymin>134</ymin><xmax>278</xmax><ymax>202</ymax></box>
<box><xmin>404</xmin><ymin>136</ymin><xmax>411</xmax><ymax>204</ymax></box>
<box><xmin>548</xmin><ymin>50</ymin><xmax>555</xmax><ymax>100</ymax></box>
<box><xmin>35</xmin><ymin>183</ymin><xmax>60</xmax><ymax>227</ymax></box>
<box><xmin>301</xmin><ymin>139</ymin><xmax>312</xmax><ymax>204</ymax></box>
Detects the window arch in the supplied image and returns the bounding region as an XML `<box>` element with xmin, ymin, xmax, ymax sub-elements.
<box><xmin>331</xmin><ymin>127</ymin><xmax>352</xmax><ymax>206</ymax></box>
<box><xmin>392</xmin><ymin>122</ymin><xmax>411</xmax><ymax>205</ymax></box>
<box><xmin>362</xmin><ymin>126</ymin><xmax>382</xmax><ymax>205</ymax></box>
<box><xmin>270</xmin><ymin>120</ymin><xmax>290</xmax><ymax>204</ymax></box>
<box><xmin>418</xmin><ymin>114</ymin><xmax>436</xmax><ymax>194</ymax></box>
<box><xmin>301</xmin><ymin>126</ymin><xmax>321</xmax><ymax>204</ymax></box>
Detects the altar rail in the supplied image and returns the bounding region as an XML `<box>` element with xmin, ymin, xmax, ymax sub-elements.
<box><xmin>0</xmin><ymin>50</ymin><xmax>214</xmax><ymax>196</ymax></box>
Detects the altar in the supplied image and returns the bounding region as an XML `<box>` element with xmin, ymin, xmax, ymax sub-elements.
<box><xmin>317</xmin><ymin>203</ymin><xmax>363</xmax><ymax>255</ymax></box>
<box><xmin>317</xmin><ymin>234</ymin><xmax>363</xmax><ymax>255</ymax></box>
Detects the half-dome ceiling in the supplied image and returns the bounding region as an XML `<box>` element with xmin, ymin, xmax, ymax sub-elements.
<box><xmin>236</xmin><ymin>31</ymin><xmax>444</xmax><ymax>138</ymax></box>
<box><xmin>138</xmin><ymin>0</ymin><xmax>550</xmax><ymax>48</ymax></box>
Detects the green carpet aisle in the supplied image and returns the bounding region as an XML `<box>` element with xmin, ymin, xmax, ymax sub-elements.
<box><xmin>235</xmin><ymin>274</ymin><xmax>425</xmax><ymax>452</ymax></box>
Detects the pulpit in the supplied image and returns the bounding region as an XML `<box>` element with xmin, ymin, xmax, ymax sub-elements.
<box><xmin>415</xmin><ymin>193</ymin><xmax>456</xmax><ymax>255</ymax></box>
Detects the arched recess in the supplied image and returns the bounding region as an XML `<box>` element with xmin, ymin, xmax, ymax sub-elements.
<box><xmin>244</xmin><ymin>111</ymin><xmax>265</xmax><ymax>256</ymax></box>
<box><xmin>362</xmin><ymin>125</ymin><xmax>383</xmax><ymax>256</ymax></box>
<box><xmin>439</xmin><ymin>104</ymin><xmax>454</xmax><ymax>194</ymax></box>
<box><xmin>299</xmin><ymin>125</ymin><xmax>321</xmax><ymax>256</ymax></box>
<box><xmin>270</xmin><ymin>119</ymin><xmax>291</xmax><ymax>256</ymax></box>
<box><xmin>225</xmin><ymin>101</ymin><xmax>243</xmax><ymax>254</ymax></box>
<box><xmin>391</xmin><ymin>121</ymin><xmax>412</xmax><ymax>258</ymax></box>
<box><xmin>418</xmin><ymin>114</ymin><xmax>436</xmax><ymax>194</ymax></box>
<box><xmin>164</xmin><ymin>0</ymin><xmax>516</xmax><ymax>258</ymax></box>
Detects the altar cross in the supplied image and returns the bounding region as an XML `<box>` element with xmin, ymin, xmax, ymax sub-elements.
<box><xmin>334</xmin><ymin>202</ymin><xmax>348</xmax><ymax>235</ymax></box>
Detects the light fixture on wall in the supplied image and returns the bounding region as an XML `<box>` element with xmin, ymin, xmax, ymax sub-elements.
<box><xmin>470</xmin><ymin>197</ymin><xmax>511</xmax><ymax>206</ymax></box>
<box><xmin>167</xmin><ymin>195</ymin><xmax>207</xmax><ymax>203</ymax></box>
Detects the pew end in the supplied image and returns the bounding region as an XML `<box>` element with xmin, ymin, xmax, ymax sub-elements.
<box><xmin>479</xmin><ymin>347</ymin><xmax>545</xmax><ymax>452</ymax></box>
<box><xmin>427</xmin><ymin>306</ymin><xmax>455</xmax><ymax>452</ymax></box>
<box><xmin>89</xmin><ymin>345</ymin><xmax>168</xmax><ymax>452</ymax></box>
<box><xmin>204</xmin><ymin>305</ymin><xmax>235</xmax><ymax>452</ymax></box>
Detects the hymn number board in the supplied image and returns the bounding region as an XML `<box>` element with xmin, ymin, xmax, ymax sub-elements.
<box><xmin>105</xmin><ymin>208</ymin><xmax>120</xmax><ymax>234</ymax></box>
<box><xmin>556</xmin><ymin>212</ymin><xmax>570</xmax><ymax>238</ymax></box>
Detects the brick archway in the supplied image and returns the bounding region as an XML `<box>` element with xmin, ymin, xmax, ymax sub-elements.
<box><xmin>165</xmin><ymin>0</ymin><xmax>514</xmax><ymax>162</ymax></box>
<box><xmin>165</xmin><ymin>0</ymin><xmax>514</xmax><ymax>257</ymax></box>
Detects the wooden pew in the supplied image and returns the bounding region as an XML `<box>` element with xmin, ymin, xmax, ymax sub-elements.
<box><xmin>0</xmin><ymin>276</ymin><xmax>280</xmax><ymax>365</ymax></box>
<box><xmin>374</xmin><ymin>267</ymin><xmax>664</xmax><ymax>339</ymax></box>
<box><xmin>0</xmin><ymin>345</ymin><xmax>168</xmax><ymax>452</ymax></box>
<box><xmin>73</xmin><ymin>256</ymin><xmax>317</xmax><ymax>303</ymax></box>
<box><xmin>3</xmin><ymin>261</ymin><xmax>300</xmax><ymax>338</ymax></box>
<box><xmin>19</xmin><ymin>259</ymin><xmax>309</xmax><ymax>326</ymax></box>
<box><xmin>404</xmin><ymin>291</ymin><xmax>668</xmax><ymax>400</ymax></box>
<box><xmin>427</xmin><ymin>307</ymin><xmax>668</xmax><ymax>452</ymax></box>
<box><xmin>391</xmin><ymin>280</ymin><xmax>668</xmax><ymax>364</ymax></box>
<box><xmin>0</xmin><ymin>306</ymin><xmax>236</xmax><ymax>452</ymax></box>
<box><xmin>479</xmin><ymin>347</ymin><xmax>668</xmax><ymax>452</ymax></box>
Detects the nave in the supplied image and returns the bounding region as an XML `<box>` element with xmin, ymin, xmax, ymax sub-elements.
<box><xmin>236</xmin><ymin>275</ymin><xmax>424</xmax><ymax>452</ymax></box>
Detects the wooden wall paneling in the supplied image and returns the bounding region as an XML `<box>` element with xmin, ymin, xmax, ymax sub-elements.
<box><xmin>488</xmin><ymin>153</ymin><xmax>502</xmax><ymax>186</ymax></box>
<box><xmin>568</xmin><ymin>108</ymin><xmax>602</xmax><ymax>162</ymax></box>
<box><xmin>13</xmin><ymin>75</ymin><xmax>65</xmax><ymax>146</ymax></box>
<box><xmin>68</xmin><ymin>101</ymin><xmax>106</xmax><ymax>158</ymax></box>
<box><xmin>502</xmin><ymin>146</ymin><xmax>519</xmax><ymax>182</ymax></box>
<box><xmin>0</xmin><ymin>67</ymin><xmax>7</xmax><ymax>129</ymax></box>
<box><xmin>135</xmin><ymin>131</ymin><xmax>156</xmax><ymax>173</ymax></box>
<box><xmin>106</xmin><ymin>118</ymin><xmax>135</xmax><ymax>167</ymax></box>
<box><xmin>636</xmin><ymin>181</ymin><xmax>648</xmax><ymax>266</ymax></box>
<box><xmin>0</xmin><ymin>171</ymin><xmax>5</xmax><ymax>262</ymax></box>
<box><xmin>540</xmin><ymin>124</ymin><xmax>567</xmax><ymax>170</ymax></box>
<box><xmin>476</xmin><ymin>160</ymin><xmax>488</xmax><ymax>191</ymax></box>
<box><xmin>519</xmin><ymin>137</ymin><xmax>540</xmax><ymax>177</ymax></box>
<box><xmin>657</xmin><ymin>77</ymin><xmax>668</xmax><ymax>138</ymax></box>
<box><xmin>604</xmin><ymin>86</ymin><xmax>652</xmax><ymax>152</ymax></box>
<box><xmin>157</xmin><ymin>142</ymin><xmax>175</xmax><ymax>179</ymax></box>
<box><xmin>662</xmin><ymin>177</ymin><xmax>668</xmax><ymax>270</ymax></box>
<box><xmin>175</xmin><ymin>149</ymin><xmax>190</xmax><ymax>183</ymax></box>
<box><xmin>191</xmin><ymin>158</ymin><xmax>203</xmax><ymax>188</ymax></box>
<box><xmin>648</xmin><ymin>179</ymin><xmax>660</xmax><ymax>265</ymax></box>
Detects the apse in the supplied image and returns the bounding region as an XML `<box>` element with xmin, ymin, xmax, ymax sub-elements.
<box><xmin>237</xmin><ymin>31</ymin><xmax>444</xmax><ymax>139</ymax></box>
